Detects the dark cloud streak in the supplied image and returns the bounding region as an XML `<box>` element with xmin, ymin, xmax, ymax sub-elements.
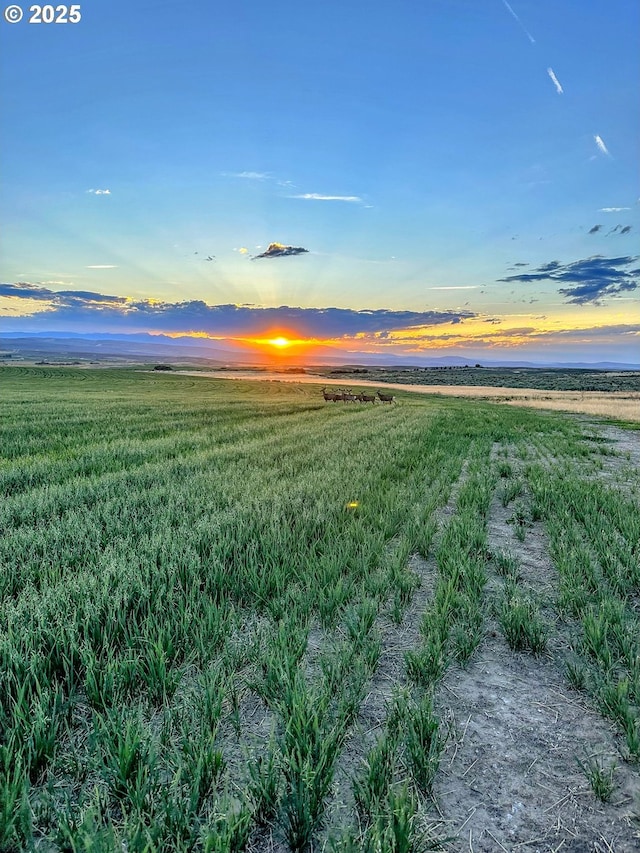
<box><xmin>498</xmin><ymin>255</ymin><xmax>640</xmax><ymax>305</ymax></box>
<box><xmin>0</xmin><ymin>283</ymin><xmax>475</xmax><ymax>337</ymax></box>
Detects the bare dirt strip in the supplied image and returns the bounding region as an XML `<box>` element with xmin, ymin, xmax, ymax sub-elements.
<box><xmin>172</xmin><ymin>371</ymin><xmax>640</xmax><ymax>423</ymax></box>
<box><xmin>433</xmin><ymin>443</ymin><xmax>640</xmax><ymax>852</ymax></box>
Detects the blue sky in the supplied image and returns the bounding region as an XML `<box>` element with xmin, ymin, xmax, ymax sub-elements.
<box><xmin>1</xmin><ymin>0</ymin><xmax>639</xmax><ymax>362</ymax></box>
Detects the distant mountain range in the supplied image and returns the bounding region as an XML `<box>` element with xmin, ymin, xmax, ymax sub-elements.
<box><xmin>1</xmin><ymin>331</ymin><xmax>639</xmax><ymax>371</ymax></box>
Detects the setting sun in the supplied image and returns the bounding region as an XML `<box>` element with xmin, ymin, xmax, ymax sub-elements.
<box><xmin>269</xmin><ymin>337</ymin><xmax>291</xmax><ymax>348</ymax></box>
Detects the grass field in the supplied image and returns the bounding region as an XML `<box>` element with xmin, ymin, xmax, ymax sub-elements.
<box><xmin>1</xmin><ymin>366</ymin><xmax>639</xmax><ymax>851</ymax></box>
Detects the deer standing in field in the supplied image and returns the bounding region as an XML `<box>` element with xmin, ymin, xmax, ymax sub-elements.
<box><xmin>342</xmin><ymin>389</ymin><xmax>358</xmax><ymax>403</ymax></box>
<box><xmin>356</xmin><ymin>392</ymin><xmax>376</xmax><ymax>403</ymax></box>
<box><xmin>377</xmin><ymin>390</ymin><xmax>395</xmax><ymax>403</ymax></box>
<box><xmin>322</xmin><ymin>387</ymin><xmax>340</xmax><ymax>402</ymax></box>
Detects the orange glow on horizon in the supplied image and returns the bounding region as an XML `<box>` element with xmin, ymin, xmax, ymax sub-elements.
<box><xmin>138</xmin><ymin>308</ymin><xmax>638</xmax><ymax>358</ymax></box>
<box><xmin>268</xmin><ymin>336</ymin><xmax>291</xmax><ymax>348</ymax></box>
<box><xmin>247</xmin><ymin>332</ymin><xmax>317</xmax><ymax>352</ymax></box>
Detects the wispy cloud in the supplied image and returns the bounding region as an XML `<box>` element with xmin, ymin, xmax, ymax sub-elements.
<box><xmin>621</xmin><ymin>226</ymin><xmax>632</xmax><ymax>235</ymax></box>
<box><xmin>86</xmin><ymin>189</ymin><xmax>111</xmax><ymax>195</ymax></box>
<box><xmin>253</xmin><ymin>242</ymin><xmax>309</xmax><ymax>260</ymax></box>
<box><xmin>501</xmin><ymin>0</ymin><xmax>535</xmax><ymax>44</ymax></box>
<box><xmin>86</xmin><ymin>265</ymin><xmax>118</xmax><ymax>269</ymax></box>
<box><xmin>364</xmin><ymin>322</ymin><xmax>624</xmax><ymax>346</ymax></box>
<box><xmin>546</xmin><ymin>67</ymin><xmax>563</xmax><ymax>94</ymax></box>
<box><xmin>289</xmin><ymin>193</ymin><xmax>363</xmax><ymax>203</ymax></box>
<box><xmin>498</xmin><ymin>255</ymin><xmax>640</xmax><ymax>305</ymax></box>
<box><xmin>222</xmin><ymin>171</ymin><xmax>270</xmax><ymax>180</ymax></box>
<box><xmin>594</xmin><ymin>135</ymin><xmax>611</xmax><ymax>157</ymax></box>
<box><xmin>589</xmin><ymin>224</ymin><xmax>602</xmax><ymax>234</ymax></box>
<box><xmin>600</xmin><ymin>207</ymin><xmax>630</xmax><ymax>212</ymax></box>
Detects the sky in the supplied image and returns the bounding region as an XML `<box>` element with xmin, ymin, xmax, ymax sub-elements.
<box><xmin>1</xmin><ymin>0</ymin><xmax>639</xmax><ymax>364</ymax></box>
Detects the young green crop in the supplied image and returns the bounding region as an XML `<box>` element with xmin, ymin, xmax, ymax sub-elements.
<box><xmin>527</xmin><ymin>449</ymin><xmax>640</xmax><ymax>760</ymax></box>
<box><xmin>2</xmin><ymin>366</ymin><xmax>633</xmax><ymax>848</ymax></box>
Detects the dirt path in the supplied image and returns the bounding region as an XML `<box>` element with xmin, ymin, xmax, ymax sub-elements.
<box><xmin>577</xmin><ymin>418</ymin><xmax>640</xmax><ymax>467</ymax></box>
<box><xmin>436</xmin><ymin>647</ymin><xmax>639</xmax><ymax>851</ymax></box>
<box><xmin>433</xmin><ymin>445</ymin><xmax>640</xmax><ymax>852</ymax></box>
<box><xmin>570</xmin><ymin>418</ymin><xmax>640</xmax><ymax>502</ymax></box>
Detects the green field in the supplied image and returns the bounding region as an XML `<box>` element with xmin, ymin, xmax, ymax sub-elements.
<box><xmin>1</xmin><ymin>367</ymin><xmax>638</xmax><ymax>851</ymax></box>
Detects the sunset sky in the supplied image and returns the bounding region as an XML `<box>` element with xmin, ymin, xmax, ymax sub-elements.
<box><xmin>1</xmin><ymin>0</ymin><xmax>639</xmax><ymax>363</ymax></box>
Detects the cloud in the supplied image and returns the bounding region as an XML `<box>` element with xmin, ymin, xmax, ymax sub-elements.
<box><xmin>222</xmin><ymin>172</ymin><xmax>299</xmax><ymax>190</ymax></box>
<box><xmin>0</xmin><ymin>284</ymin><xmax>475</xmax><ymax>337</ymax></box>
<box><xmin>546</xmin><ymin>68</ymin><xmax>563</xmax><ymax>94</ymax></box>
<box><xmin>600</xmin><ymin>207</ymin><xmax>630</xmax><ymax>212</ymax></box>
<box><xmin>501</xmin><ymin>0</ymin><xmax>535</xmax><ymax>44</ymax></box>
<box><xmin>386</xmin><ymin>322</ymin><xmax>640</xmax><ymax>355</ymax></box>
<box><xmin>549</xmin><ymin>323</ymin><xmax>640</xmax><ymax>340</ymax></box>
<box><xmin>233</xmin><ymin>247</ymin><xmax>249</xmax><ymax>255</ymax></box>
<box><xmin>594</xmin><ymin>135</ymin><xmax>611</xmax><ymax>157</ymax></box>
<box><xmin>589</xmin><ymin>224</ymin><xmax>602</xmax><ymax>234</ymax></box>
<box><xmin>252</xmin><ymin>242</ymin><xmax>309</xmax><ymax>260</ymax></box>
<box><xmin>498</xmin><ymin>255</ymin><xmax>640</xmax><ymax>304</ymax></box>
<box><xmin>86</xmin><ymin>265</ymin><xmax>118</xmax><ymax>269</ymax></box>
<box><xmin>222</xmin><ymin>171</ymin><xmax>270</xmax><ymax>180</ymax></box>
<box><xmin>0</xmin><ymin>283</ymin><xmax>126</xmax><ymax>305</ymax></box>
<box><xmin>86</xmin><ymin>189</ymin><xmax>111</xmax><ymax>195</ymax></box>
<box><xmin>289</xmin><ymin>193</ymin><xmax>363</xmax><ymax>202</ymax></box>
<box><xmin>0</xmin><ymin>282</ymin><xmax>58</xmax><ymax>301</ymax></box>
<box><xmin>56</xmin><ymin>290</ymin><xmax>125</xmax><ymax>303</ymax></box>
<box><xmin>606</xmin><ymin>225</ymin><xmax>632</xmax><ymax>236</ymax></box>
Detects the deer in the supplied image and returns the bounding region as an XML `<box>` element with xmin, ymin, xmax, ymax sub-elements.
<box><xmin>322</xmin><ymin>387</ymin><xmax>339</xmax><ymax>402</ymax></box>
<box><xmin>356</xmin><ymin>392</ymin><xmax>376</xmax><ymax>403</ymax></box>
<box><xmin>376</xmin><ymin>390</ymin><xmax>395</xmax><ymax>403</ymax></box>
<box><xmin>341</xmin><ymin>389</ymin><xmax>358</xmax><ymax>402</ymax></box>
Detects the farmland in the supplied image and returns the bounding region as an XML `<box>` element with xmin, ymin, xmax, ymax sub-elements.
<box><xmin>313</xmin><ymin>366</ymin><xmax>640</xmax><ymax>394</ymax></box>
<box><xmin>1</xmin><ymin>366</ymin><xmax>639</xmax><ymax>851</ymax></box>
<box><xmin>172</xmin><ymin>368</ymin><xmax>640</xmax><ymax>423</ymax></box>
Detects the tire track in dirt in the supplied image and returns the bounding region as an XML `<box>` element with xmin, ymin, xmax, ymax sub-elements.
<box><xmin>433</xmin><ymin>443</ymin><xmax>640</xmax><ymax>852</ymax></box>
